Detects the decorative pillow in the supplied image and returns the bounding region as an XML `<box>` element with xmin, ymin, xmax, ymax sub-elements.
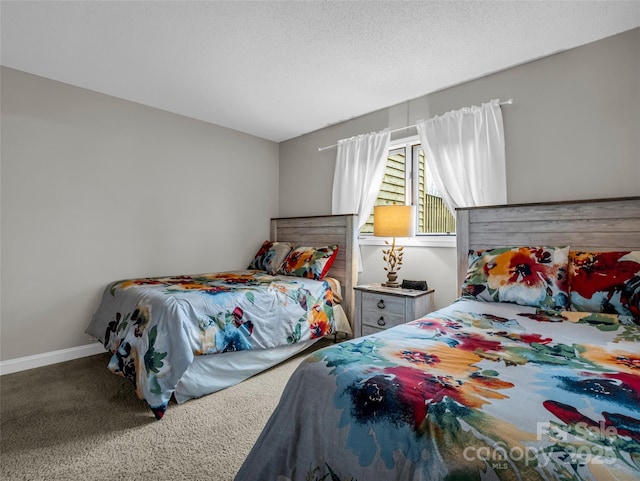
<box><xmin>461</xmin><ymin>246</ymin><xmax>570</xmax><ymax>308</ymax></box>
<box><xmin>569</xmin><ymin>251</ymin><xmax>640</xmax><ymax>321</ymax></box>
<box><xmin>278</xmin><ymin>245</ymin><xmax>339</xmax><ymax>280</ymax></box>
<box><xmin>248</xmin><ymin>241</ymin><xmax>293</xmax><ymax>274</ymax></box>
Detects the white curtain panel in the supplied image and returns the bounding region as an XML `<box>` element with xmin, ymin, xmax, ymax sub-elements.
<box><xmin>332</xmin><ymin>128</ymin><xmax>390</xmax><ymax>270</ymax></box>
<box><xmin>416</xmin><ymin>99</ymin><xmax>507</xmax><ymax>213</ymax></box>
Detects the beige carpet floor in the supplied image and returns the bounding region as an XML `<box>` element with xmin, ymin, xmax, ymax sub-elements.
<box><xmin>1</xmin><ymin>340</ymin><xmax>331</xmax><ymax>481</ymax></box>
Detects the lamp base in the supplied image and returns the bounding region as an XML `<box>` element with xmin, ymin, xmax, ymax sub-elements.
<box><xmin>383</xmin><ymin>271</ymin><xmax>400</xmax><ymax>288</ymax></box>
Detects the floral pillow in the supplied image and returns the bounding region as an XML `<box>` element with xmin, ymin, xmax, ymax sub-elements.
<box><xmin>278</xmin><ymin>245</ymin><xmax>339</xmax><ymax>280</ymax></box>
<box><xmin>461</xmin><ymin>246</ymin><xmax>570</xmax><ymax>309</ymax></box>
<box><xmin>569</xmin><ymin>251</ymin><xmax>640</xmax><ymax>321</ymax></box>
<box><xmin>248</xmin><ymin>241</ymin><xmax>293</xmax><ymax>275</ymax></box>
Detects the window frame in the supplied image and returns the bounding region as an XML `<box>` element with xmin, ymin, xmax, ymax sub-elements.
<box><xmin>358</xmin><ymin>135</ymin><xmax>456</xmax><ymax>248</ymax></box>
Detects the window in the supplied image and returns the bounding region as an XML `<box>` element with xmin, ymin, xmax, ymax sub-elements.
<box><xmin>360</xmin><ymin>136</ymin><xmax>456</xmax><ymax>236</ymax></box>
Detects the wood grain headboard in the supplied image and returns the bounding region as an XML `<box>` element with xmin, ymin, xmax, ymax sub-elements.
<box><xmin>455</xmin><ymin>196</ymin><xmax>640</xmax><ymax>294</ymax></box>
<box><xmin>270</xmin><ymin>214</ymin><xmax>358</xmax><ymax>324</ymax></box>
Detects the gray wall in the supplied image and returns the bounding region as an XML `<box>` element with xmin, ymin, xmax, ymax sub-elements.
<box><xmin>279</xmin><ymin>28</ymin><xmax>640</xmax><ymax>309</ymax></box>
<box><xmin>1</xmin><ymin>67</ymin><xmax>279</xmax><ymax>361</ymax></box>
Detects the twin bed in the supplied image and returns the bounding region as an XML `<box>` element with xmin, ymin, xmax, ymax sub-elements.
<box><xmin>86</xmin><ymin>214</ymin><xmax>357</xmax><ymax>419</ymax></box>
<box><xmin>234</xmin><ymin>197</ymin><xmax>640</xmax><ymax>481</ymax></box>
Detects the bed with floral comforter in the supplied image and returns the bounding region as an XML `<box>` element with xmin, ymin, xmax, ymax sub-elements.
<box><xmin>234</xmin><ymin>298</ymin><xmax>640</xmax><ymax>481</ymax></box>
<box><xmin>86</xmin><ymin>270</ymin><xmax>336</xmax><ymax>419</ymax></box>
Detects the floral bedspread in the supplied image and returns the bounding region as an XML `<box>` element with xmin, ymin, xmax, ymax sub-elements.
<box><xmin>235</xmin><ymin>299</ymin><xmax>640</xmax><ymax>481</ymax></box>
<box><xmin>86</xmin><ymin>270</ymin><xmax>335</xmax><ymax>419</ymax></box>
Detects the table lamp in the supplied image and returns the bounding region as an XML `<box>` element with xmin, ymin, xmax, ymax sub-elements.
<box><xmin>373</xmin><ymin>204</ymin><xmax>414</xmax><ymax>287</ymax></box>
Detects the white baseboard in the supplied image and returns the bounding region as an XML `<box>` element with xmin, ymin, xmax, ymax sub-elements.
<box><xmin>0</xmin><ymin>343</ymin><xmax>107</xmax><ymax>375</ymax></box>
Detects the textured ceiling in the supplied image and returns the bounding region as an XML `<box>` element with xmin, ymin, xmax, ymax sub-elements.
<box><xmin>1</xmin><ymin>1</ymin><xmax>639</xmax><ymax>142</ymax></box>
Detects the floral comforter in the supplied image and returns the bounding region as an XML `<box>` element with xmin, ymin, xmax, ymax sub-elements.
<box><xmin>235</xmin><ymin>299</ymin><xmax>640</xmax><ymax>481</ymax></box>
<box><xmin>86</xmin><ymin>270</ymin><xmax>335</xmax><ymax>419</ymax></box>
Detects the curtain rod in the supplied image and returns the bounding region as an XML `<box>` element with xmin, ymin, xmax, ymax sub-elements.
<box><xmin>318</xmin><ymin>99</ymin><xmax>514</xmax><ymax>152</ymax></box>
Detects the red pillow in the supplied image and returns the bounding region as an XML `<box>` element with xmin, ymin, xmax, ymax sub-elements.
<box><xmin>278</xmin><ymin>245</ymin><xmax>339</xmax><ymax>280</ymax></box>
<box><xmin>569</xmin><ymin>251</ymin><xmax>640</xmax><ymax>321</ymax></box>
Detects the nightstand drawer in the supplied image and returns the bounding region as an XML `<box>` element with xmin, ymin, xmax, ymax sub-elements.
<box><xmin>361</xmin><ymin>310</ymin><xmax>406</xmax><ymax>330</ymax></box>
<box><xmin>361</xmin><ymin>292</ymin><xmax>406</xmax><ymax>315</ymax></box>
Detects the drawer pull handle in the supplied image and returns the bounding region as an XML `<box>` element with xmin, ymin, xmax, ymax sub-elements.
<box><xmin>377</xmin><ymin>299</ymin><xmax>385</xmax><ymax>309</ymax></box>
<box><xmin>377</xmin><ymin>317</ymin><xmax>386</xmax><ymax>326</ymax></box>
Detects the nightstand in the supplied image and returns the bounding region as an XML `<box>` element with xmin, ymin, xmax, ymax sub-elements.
<box><xmin>354</xmin><ymin>283</ymin><xmax>435</xmax><ymax>337</ymax></box>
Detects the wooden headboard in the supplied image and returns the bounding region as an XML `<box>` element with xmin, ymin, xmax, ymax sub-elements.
<box><xmin>455</xmin><ymin>196</ymin><xmax>640</xmax><ymax>294</ymax></box>
<box><xmin>270</xmin><ymin>214</ymin><xmax>358</xmax><ymax>324</ymax></box>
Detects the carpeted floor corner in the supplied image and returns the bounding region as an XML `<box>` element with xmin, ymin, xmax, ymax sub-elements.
<box><xmin>0</xmin><ymin>340</ymin><xmax>332</xmax><ymax>481</ymax></box>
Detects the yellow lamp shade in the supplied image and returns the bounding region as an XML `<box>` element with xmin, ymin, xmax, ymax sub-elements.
<box><xmin>373</xmin><ymin>205</ymin><xmax>414</xmax><ymax>237</ymax></box>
